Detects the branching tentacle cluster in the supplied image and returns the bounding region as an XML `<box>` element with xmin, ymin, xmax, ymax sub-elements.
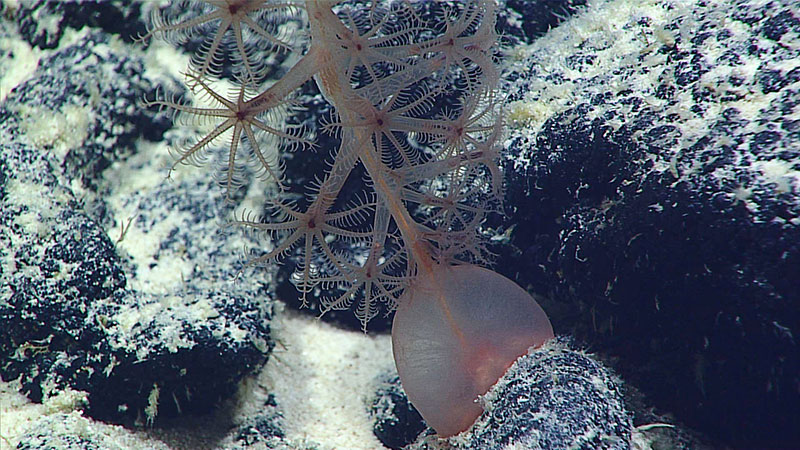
<box><xmin>143</xmin><ymin>0</ymin><xmax>504</xmax><ymax>329</ymax></box>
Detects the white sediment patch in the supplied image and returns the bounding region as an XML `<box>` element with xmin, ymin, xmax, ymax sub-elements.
<box><xmin>245</xmin><ymin>308</ymin><xmax>395</xmax><ymax>449</ymax></box>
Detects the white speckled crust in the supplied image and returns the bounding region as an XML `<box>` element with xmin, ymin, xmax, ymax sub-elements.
<box><xmin>504</xmin><ymin>0</ymin><xmax>800</xmax><ymax>222</ymax></box>
<box><xmin>0</xmin><ymin>3</ymin><xmax>275</xmax><ymax>446</ymax></box>
<box><xmin>499</xmin><ymin>0</ymin><xmax>798</xmax><ymax>446</ymax></box>
<box><xmin>404</xmin><ymin>337</ymin><xmax>631</xmax><ymax>450</ymax></box>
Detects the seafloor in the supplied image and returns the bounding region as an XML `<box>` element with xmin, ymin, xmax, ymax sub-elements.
<box><xmin>1</xmin><ymin>0</ymin><xmax>798</xmax><ymax>449</ymax></box>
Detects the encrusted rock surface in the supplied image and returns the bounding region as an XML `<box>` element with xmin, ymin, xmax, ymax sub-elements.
<box><xmin>0</xmin><ymin>26</ymin><xmax>274</xmax><ymax>426</ymax></box>
<box><xmin>400</xmin><ymin>338</ymin><xmax>631</xmax><ymax>450</ymax></box>
<box><xmin>497</xmin><ymin>0</ymin><xmax>799</xmax><ymax>446</ymax></box>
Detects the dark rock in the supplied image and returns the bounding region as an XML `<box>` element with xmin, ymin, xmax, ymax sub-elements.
<box><xmin>228</xmin><ymin>394</ymin><xmax>290</xmax><ymax>448</ymax></box>
<box><xmin>497</xmin><ymin>0</ymin><xmax>800</xmax><ymax>446</ymax></box>
<box><xmin>501</xmin><ymin>0</ymin><xmax>588</xmax><ymax>43</ymax></box>
<box><xmin>405</xmin><ymin>338</ymin><xmax>632</xmax><ymax>449</ymax></box>
<box><xmin>371</xmin><ymin>372</ymin><xmax>427</xmax><ymax>449</ymax></box>
<box><xmin>14</xmin><ymin>0</ymin><xmax>146</xmax><ymax>49</ymax></box>
<box><xmin>1</xmin><ymin>30</ymin><xmax>172</xmax><ymax>190</ymax></box>
<box><xmin>0</xmin><ymin>26</ymin><xmax>274</xmax><ymax>426</ymax></box>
